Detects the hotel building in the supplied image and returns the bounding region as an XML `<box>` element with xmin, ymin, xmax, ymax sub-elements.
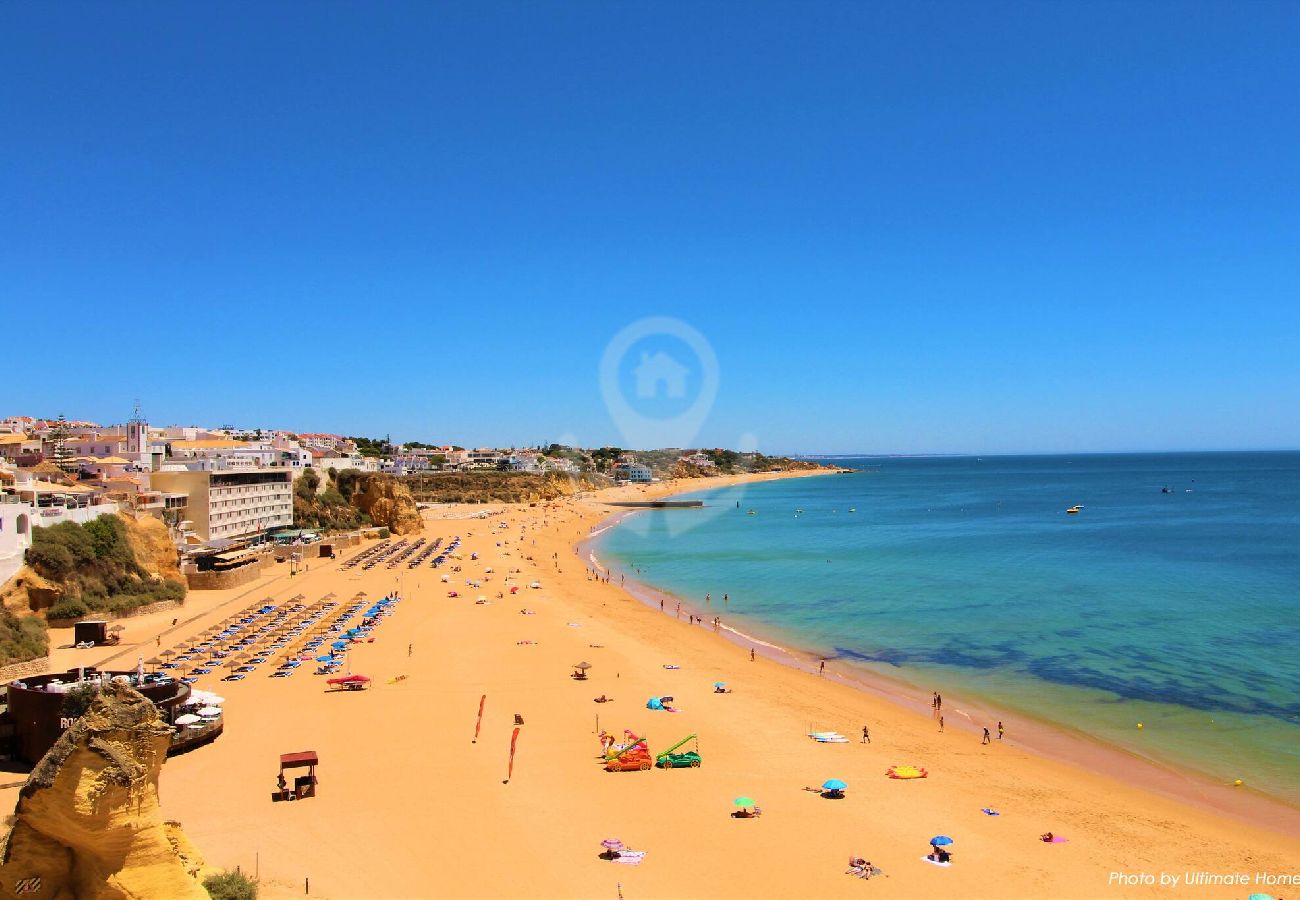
<box><xmin>149</xmin><ymin>469</ymin><xmax>293</xmax><ymax>542</ymax></box>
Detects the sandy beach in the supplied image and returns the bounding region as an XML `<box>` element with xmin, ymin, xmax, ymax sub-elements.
<box><xmin>11</xmin><ymin>470</ymin><xmax>1298</xmax><ymax>899</ymax></box>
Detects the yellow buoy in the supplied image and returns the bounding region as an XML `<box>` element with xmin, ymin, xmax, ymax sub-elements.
<box><xmin>1136</xmin><ymin>723</ymin><xmax>1143</xmax><ymax>729</ymax></box>
<box><xmin>1233</xmin><ymin>779</ymin><xmax>1243</xmax><ymax>786</ymax></box>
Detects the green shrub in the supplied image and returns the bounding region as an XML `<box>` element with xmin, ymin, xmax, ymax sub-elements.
<box><xmin>203</xmin><ymin>870</ymin><xmax>258</xmax><ymax>900</ymax></box>
<box><xmin>25</xmin><ymin>542</ymin><xmax>75</xmax><ymax>580</ymax></box>
<box><xmin>0</xmin><ymin>609</ymin><xmax>49</xmax><ymax>665</ymax></box>
<box><xmin>24</xmin><ymin>517</ymin><xmax>186</xmax><ymax>618</ymax></box>
<box><xmin>61</xmin><ymin>683</ymin><xmax>98</xmax><ymax>718</ymax></box>
<box><xmin>47</xmin><ymin>598</ymin><xmax>89</xmax><ymax>620</ymax></box>
<box><xmin>376</xmin><ymin>527</ymin><xmax>390</xmax><ymax>538</ymax></box>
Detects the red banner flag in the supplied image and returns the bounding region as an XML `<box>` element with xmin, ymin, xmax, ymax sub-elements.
<box><xmin>472</xmin><ymin>694</ymin><xmax>486</xmax><ymax>743</ymax></box>
<box><xmin>505</xmin><ymin>726</ymin><xmax>521</xmax><ymax>783</ymax></box>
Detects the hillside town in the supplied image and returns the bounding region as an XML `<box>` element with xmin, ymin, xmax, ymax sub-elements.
<box><xmin>0</xmin><ymin>407</ymin><xmax>799</xmax><ymax>593</ymax></box>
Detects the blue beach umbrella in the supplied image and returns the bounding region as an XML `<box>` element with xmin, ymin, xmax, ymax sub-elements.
<box><xmin>315</xmin><ymin>656</ymin><xmax>333</xmax><ymax>662</ymax></box>
<box><xmin>713</xmin><ymin>682</ymin><xmax>726</xmax><ymax>688</ymax></box>
<box><xmin>822</xmin><ymin>779</ymin><xmax>848</xmax><ymax>791</ymax></box>
<box><xmin>930</xmin><ymin>836</ymin><xmax>954</xmax><ymax>846</ymax></box>
<box><xmin>331</xmin><ymin>641</ymin><xmax>348</xmax><ymax>649</ymax></box>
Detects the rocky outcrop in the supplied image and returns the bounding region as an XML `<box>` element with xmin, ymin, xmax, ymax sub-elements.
<box><xmin>354</xmin><ymin>474</ymin><xmax>424</xmax><ymax>535</ymax></box>
<box><xmin>0</xmin><ymin>567</ymin><xmax>62</xmax><ymax>616</ymax></box>
<box><xmin>118</xmin><ymin>513</ymin><xmax>181</xmax><ymax>582</ymax></box>
<box><xmin>0</xmin><ymin>682</ymin><xmax>210</xmax><ymax>899</ymax></box>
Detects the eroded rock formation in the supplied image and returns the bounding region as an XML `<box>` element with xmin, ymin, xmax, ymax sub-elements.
<box><xmin>354</xmin><ymin>474</ymin><xmax>424</xmax><ymax>534</ymax></box>
<box><xmin>0</xmin><ymin>681</ymin><xmax>210</xmax><ymax>899</ymax></box>
<box><xmin>118</xmin><ymin>513</ymin><xmax>182</xmax><ymax>582</ymax></box>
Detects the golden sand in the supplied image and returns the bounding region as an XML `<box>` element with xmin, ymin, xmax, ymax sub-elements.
<box><xmin>12</xmin><ymin>472</ymin><xmax>1299</xmax><ymax>899</ymax></box>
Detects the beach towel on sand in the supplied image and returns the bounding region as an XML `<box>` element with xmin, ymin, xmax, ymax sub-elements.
<box><xmin>613</xmin><ymin>851</ymin><xmax>646</xmax><ymax>865</ymax></box>
<box><xmin>981</xmin><ymin>808</ymin><xmax>1000</xmax><ymax>816</ymax></box>
<box><xmin>921</xmin><ymin>856</ymin><xmax>952</xmax><ymax>868</ymax></box>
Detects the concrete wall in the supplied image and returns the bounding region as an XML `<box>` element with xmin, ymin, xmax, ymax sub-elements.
<box><xmin>28</xmin><ymin>503</ymin><xmax>120</xmax><ymax>528</ymax></box>
<box><xmin>0</xmin><ymin>502</ymin><xmax>35</xmax><ymax>589</ymax></box>
<box><xmin>0</xmin><ymin>656</ymin><xmax>52</xmax><ymax>685</ymax></box>
<box><xmin>46</xmin><ymin>597</ymin><xmax>184</xmax><ymax>626</ymax></box>
<box><xmin>184</xmin><ymin>565</ymin><xmax>262</xmax><ymax>591</ymax></box>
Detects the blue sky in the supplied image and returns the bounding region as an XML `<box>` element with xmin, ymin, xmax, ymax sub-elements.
<box><xmin>3</xmin><ymin>2</ymin><xmax>1297</xmax><ymax>454</ymax></box>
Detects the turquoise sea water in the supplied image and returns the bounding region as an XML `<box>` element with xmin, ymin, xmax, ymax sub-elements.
<box><xmin>596</xmin><ymin>453</ymin><xmax>1300</xmax><ymax>804</ymax></box>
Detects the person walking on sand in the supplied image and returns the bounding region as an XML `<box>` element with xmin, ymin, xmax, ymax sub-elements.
<box><xmin>408</xmin><ymin>643</ymin><xmax>413</xmax><ymax>658</ymax></box>
<box><xmin>819</xmin><ymin>659</ymin><xmax>826</xmax><ymax>676</ymax></box>
<box><xmin>939</xmin><ymin>715</ymin><xmax>944</xmax><ymax>732</ymax></box>
<box><xmin>861</xmin><ymin>725</ymin><xmax>871</xmax><ymax>744</ymax></box>
<box><xmin>936</xmin><ymin>693</ymin><xmax>943</xmax><ymax>713</ymax></box>
<box><xmin>750</xmin><ymin>647</ymin><xmax>756</xmax><ymax>662</ymax></box>
<box><xmin>660</xmin><ymin>598</ymin><xmax>664</xmax><ymax>612</ymax></box>
<box><xmin>676</xmin><ymin>602</ymin><xmax>681</xmax><ymax>620</ymax></box>
<box><xmin>998</xmin><ymin>721</ymin><xmax>1004</xmax><ymax>740</ymax></box>
<box><xmin>982</xmin><ymin>727</ymin><xmax>992</xmax><ymax>745</ymax></box>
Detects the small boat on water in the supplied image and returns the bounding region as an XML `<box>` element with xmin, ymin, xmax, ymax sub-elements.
<box><xmin>747</xmin><ymin>510</ymin><xmax>757</xmax><ymax>516</ymax></box>
<box><xmin>1066</xmin><ymin>505</ymin><xmax>1083</xmax><ymax>514</ymax></box>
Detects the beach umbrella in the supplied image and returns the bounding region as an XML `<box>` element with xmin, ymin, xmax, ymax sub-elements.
<box><xmin>822</xmin><ymin>779</ymin><xmax>848</xmax><ymax>791</ymax></box>
<box><xmin>574</xmin><ymin>662</ymin><xmax>592</xmax><ymax>671</ymax></box>
<box><xmin>930</xmin><ymin>836</ymin><xmax>954</xmax><ymax>846</ymax></box>
<box><xmin>599</xmin><ymin>838</ymin><xmax>623</xmax><ymax>860</ymax></box>
<box><xmin>174</xmin><ymin>714</ymin><xmax>201</xmax><ymax>726</ymax></box>
<box><xmin>146</xmin><ymin>657</ymin><xmax>162</xmax><ymax>665</ymax></box>
<box><xmin>733</xmin><ymin>797</ymin><xmax>755</xmax><ymax>808</ymax></box>
<box><xmin>198</xmin><ymin>707</ymin><xmax>222</xmax><ymax>717</ymax></box>
<box><xmin>1249</xmin><ymin>895</ymin><xmax>1276</xmax><ymax>900</ymax></box>
<box><xmin>316</xmin><ymin>656</ymin><xmax>334</xmax><ymax>663</ymax></box>
<box><xmin>713</xmin><ymin>682</ymin><xmax>726</xmax><ymax>688</ymax></box>
<box><xmin>161</xmin><ymin>649</ymin><xmax>175</xmax><ymax>658</ymax></box>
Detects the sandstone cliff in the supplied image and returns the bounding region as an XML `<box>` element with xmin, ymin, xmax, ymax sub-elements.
<box><xmin>0</xmin><ymin>567</ymin><xmax>59</xmax><ymax>618</ymax></box>
<box><xmin>117</xmin><ymin>513</ymin><xmax>181</xmax><ymax>582</ymax></box>
<box><xmin>354</xmin><ymin>474</ymin><xmax>424</xmax><ymax>535</ymax></box>
<box><xmin>0</xmin><ymin>682</ymin><xmax>211</xmax><ymax>899</ymax></box>
<box><xmin>405</xmin><ymin>471</ymin><xmax>608</xmax><ymax>504</ymax></box>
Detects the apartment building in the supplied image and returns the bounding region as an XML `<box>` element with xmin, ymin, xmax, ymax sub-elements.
<box><xmin>467</xmin><ymin>448</ymin><xmax>504</xmax><ymax>469</ymax></box>
<box><xmin>149</xmin><ymin>469</ymin><xmax>293</xmax><ymax>542</ymax></box>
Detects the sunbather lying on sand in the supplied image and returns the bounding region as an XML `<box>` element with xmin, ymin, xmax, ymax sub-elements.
<box><xmin>846</xmin><ymin>857</ymin><xmax>880</xmax><ymax>879</ymax></box>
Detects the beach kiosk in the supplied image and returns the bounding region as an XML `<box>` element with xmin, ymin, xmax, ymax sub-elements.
<box><xmin>274</xmin><ymin>751</ymin><xmax>319</xmax><ymax>801</ymax></box>
<box><xmin>72</xmin><ymin>620</ymin><xmax>119</xmax><ymax>648</ymax></box>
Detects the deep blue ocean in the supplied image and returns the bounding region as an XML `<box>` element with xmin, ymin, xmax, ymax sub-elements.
<box><xmin>596</xmin><ymin>452</ymin><xmax>1300</xmax><ymax>803</ymax></box>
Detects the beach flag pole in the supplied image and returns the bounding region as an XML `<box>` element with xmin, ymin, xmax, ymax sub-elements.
<box><xmin>503</xmin><ymin>726</ymin><xmax>521</xmax><ymax>784</ymax></box>
<box><xmin>473</xmin><ymin>694</ymin><xmax>486</xmax><ymax>743</ymax></box>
